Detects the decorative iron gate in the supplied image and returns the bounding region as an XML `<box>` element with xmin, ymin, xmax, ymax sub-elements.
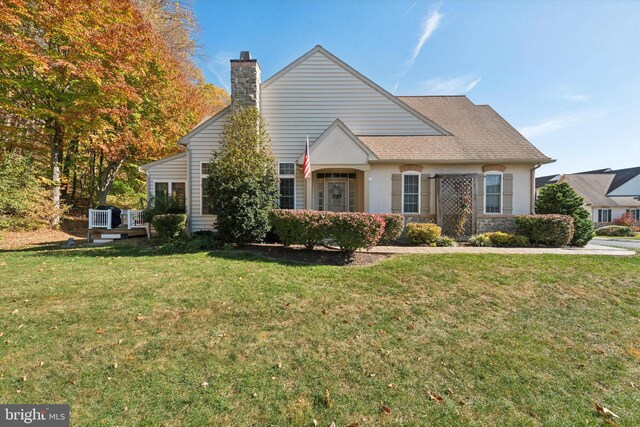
<box><xmin>435</xmin><ymin>175</ymin><xmax>478</xmax><ymax>238</ymax></box>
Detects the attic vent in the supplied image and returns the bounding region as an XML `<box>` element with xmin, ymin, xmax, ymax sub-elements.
<box><xmin>239</xmin><ymin>51</ymin><xmax>251</xmax><ymax>60</ymax></box>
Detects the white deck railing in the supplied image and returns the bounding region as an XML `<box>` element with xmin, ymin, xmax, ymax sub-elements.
<box><xmin>88</xmin><ymin>209</ymin><xmax>146</xmax><ymax>229</ymax></box>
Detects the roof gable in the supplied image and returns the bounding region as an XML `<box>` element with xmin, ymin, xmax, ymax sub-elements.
<box><xmin>139</xmin><ymin>152</ymin><xmax>186</xmax><ymax>171</ymax></box>
<box><xmin>177</xmin><ymin>106</ymin><xmax>230</xmax><ymax>146</ymax></box>
<box><xmin>298</xmin><ymin>119</ymin><xmax>378</xmax><ymax>164</ymax></box>
<box><xmin>262</xmin><ymin>45</ymin><xmax>449</xmax><ymax>136</ymax></box>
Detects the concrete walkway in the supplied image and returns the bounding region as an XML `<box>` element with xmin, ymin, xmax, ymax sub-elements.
<box><xmin>590</xmin><ymin>237</ymin><xmax>640</xmax><ymax>250</ymax></box>
<box><xmin>363</xmin><ymin>243</ymin><xmax>636</xmax><ymax>256</ymax></box>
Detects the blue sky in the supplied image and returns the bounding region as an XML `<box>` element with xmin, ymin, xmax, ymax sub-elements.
<box><xmin>193</xmin><ymin>0</ymin><xmax>640</xmax><ymax>176</ymax></box>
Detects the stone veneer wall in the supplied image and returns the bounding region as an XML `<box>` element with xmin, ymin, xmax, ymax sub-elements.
<box><xmin>403</xmin><ymin>214</ymin><xmax>436</xmax><ymax>224</ymax></box>
<box><xmin>477</xmin><ymin>216</ymin><xmax>520</xmax><ymax>234</ymax></box>
<box><xmin>230</xmin><ymin>58</ymin><xmax>261</xmax><ymax>110</ymax></box>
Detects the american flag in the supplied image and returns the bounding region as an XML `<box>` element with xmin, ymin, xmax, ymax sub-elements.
<box><xmin>302</xmin><ymin>136</ymin><xmax>311</xmax><ymax>179</ymax></box>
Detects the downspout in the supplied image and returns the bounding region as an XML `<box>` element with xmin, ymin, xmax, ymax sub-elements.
<box><xmin>531</xmin><ymin>163</ymin><xmax>543</xmax><ymax>214</ymax></box>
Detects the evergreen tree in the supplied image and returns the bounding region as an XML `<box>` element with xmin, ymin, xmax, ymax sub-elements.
<box><xmin>205</xmin><ymin>107</ymin><xmax>279</xmax><ymax>243</ymax></box>
<box><xmin>536</xmin><ymin>182</ymin><xmax>595</xmax><ymax>246</ymax></box>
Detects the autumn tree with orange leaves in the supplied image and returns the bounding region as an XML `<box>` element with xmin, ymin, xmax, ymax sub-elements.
<box><xmin>0</xmin><ymin>0</ymin><xmax>228</xmax><ymax>226</ymax></box>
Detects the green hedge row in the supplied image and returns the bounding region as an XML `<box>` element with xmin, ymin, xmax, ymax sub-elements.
<box><xmin>269</xmin><ymin>210</ymin><xmax>404</xmax><ymax>254</ymax></box>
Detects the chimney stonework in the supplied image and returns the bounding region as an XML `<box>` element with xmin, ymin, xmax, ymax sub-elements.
<box><xmin>230</xmin><ymin>51</ymin><xmax>260</xmax><ymax>110</ymax></box>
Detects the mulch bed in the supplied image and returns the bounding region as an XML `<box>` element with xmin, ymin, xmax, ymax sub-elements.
<box><xmin>238</xmin><ymin>243</ymin><xmax>389</xmax><ymax>266</ymax></box>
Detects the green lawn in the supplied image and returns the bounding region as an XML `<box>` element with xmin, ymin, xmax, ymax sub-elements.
<box><xmin>1</xmin><ymin>243</ymin><xmax>639</xmax><ymax>426</ymax></box>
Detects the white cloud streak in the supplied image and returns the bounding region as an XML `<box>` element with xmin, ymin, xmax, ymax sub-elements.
<box><xmin>205</xmin><ymin>51</ymin><xmax>234</xmax><ymax>91</ymax></box>
<box><xmin>420</xmin><ymin>75</ymin><xmax>481</xmax><ymax>95</ymax></box>
<box><xmin>394</xmin><ymin>7</ymin><xmax>443</xmax><ymax>91</ymax></box>
<box><xmin>519</xmin><ymin>110</ymin><xmax>607</xmax><ymax>139</ymax></box>
<box><xmin>407</xmin><ymin>9</ymin><xmax>443</xmax><ymax>71</ymax></box>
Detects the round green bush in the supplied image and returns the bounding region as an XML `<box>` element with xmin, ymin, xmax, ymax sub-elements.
<box><xmin>152</xmin><ymin>214</ymin><xmax>187</xmax><ymax>240</ymax></box>
<box><xmin>535</xmin><ymin>183</ymin><xmax>594</xmax><ymax>246</ymax></box>
<box><xmin>515</xmin><ymin>214</ymin><xmax>574</xmax><ymax>246</ymax></box>
<box><xmin>405</xmin><ymin>222</ymin><xmax>441</xmax><ymax>246</ymax></box>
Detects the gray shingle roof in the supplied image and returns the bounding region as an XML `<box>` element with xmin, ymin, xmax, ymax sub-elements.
<box><xmin>561</xmin><ymin>173</ymin><xmax>640</xmax><ymax>207</ymax></box>
<box><xmin>358</xmin><ymin>96</ymin><xmax>553</xmax><ymax>163</ymax></box>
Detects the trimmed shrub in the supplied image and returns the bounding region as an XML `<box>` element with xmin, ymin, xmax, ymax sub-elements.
<box><xmin>406</xmin><ymin>222</ymin><xmax>441</xmax><ymax>246</ymax></box>
<box><xmin>326</xmin><ymin>212</ymin><xmax>386</xmax><ymax>254</ymax></box>
<box><xmin>535</xmin><ymin>183</ymin><xmax>594</xmax><ymax>246</ymax></box>
<box><xmin>377</xmin><ymin>213</ymin><xmax>404</xmax><ymax>244</ymax></box>
<box><xmin>469</xmin><ymin>232</ymin><xmax>529</xmax><ymax>247</ymax></box>
<box><xmin>468</xmin><ymin>234</ymin><xmax>492</xmax><ymax>247</ymax></box>
<box><xmin>515</xmin><ymin>214</ymin><xmax>574</xmax><ymax>246</ymax></box>
<box><xmin>143</xmin><ymin>194</ymin><xmax>185</xmax><ymax>223</ymax></box>
<box><xmin>595</xmin><ymin>225</ymin><xmax>634</xmax><ymax>237</ymax></box>
<box><xmin>436</xmin><ymin>236</ymin><xmax>457</xmax><ymax>247</ymax></box>
<box><xmin>268</xmin><ymin>209</ymin><xmax>331</xmax><ymax>249</ymax></box>
<box><xmin>152</xmin><ymin>214</ymin><xmax>187</xmax><ymax>240</ymax></box>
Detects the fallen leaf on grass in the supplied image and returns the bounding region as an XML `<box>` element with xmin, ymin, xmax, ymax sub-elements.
<box><xmin>604</xmin><ymin>419</ymin><xmax>618</xmax><ymax>427</ymax></box>
<box><xmin>347</xmin><ymin>421</ymin><xmax>359</xmax><ymax>427</ymax></box>
<box><xmin>277</xmin><ymin>361</ymin><xmax>283</xmax><ymax>369</ymax></box>
<box><xmin>329</xmin><ymin>422</ymin><xmax>336</xmax><ymax>427</ymax></box>
<box><xmin>325</xmin><ymin>388</ymin><xmax>332</xmax><ymax>408</ymax></box>
<box><xmin>380</xmin><ymin>404</ymin><xmax>391</xmax><ymax>415</ymax></box>
<box><xmin>459</xmin><ymin>399</ymin><xmax>466</xmax><ymax>406</ymax></box>
<box><xmin>96</xmin><ymin>328</ymin><xmax>104</xmax><ymax>334</ymax></box>
<box><xmin>428</xmin><ymin>391</ymin><xmax>444</xmax><ymax>403</ymax></box>
<box><xmin>595</xmin><ymin>403</ymin><xmax>619</xmax><ymax>419</ymax></box>
<box><xmin>407</xmin><ymin>322</ymin><xmax>415</xmax><ymax>330</ymax></box>
<box><xmin>312</xmin><ymin>419</ymin><xmax>318</xmax><ymax>426</ymax></box>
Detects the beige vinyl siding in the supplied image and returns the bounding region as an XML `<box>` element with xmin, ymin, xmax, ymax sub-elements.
<box><xmin>188</xmin><ymin>110</ymin><xmax>229</xmax><ymax>231</ymax></box>
<box><xmin>261</xmin><ymin>50</ymin><xmax>440</xmax><ymax>209</ymax></box>
<box><xmin>145</xmin><ymin>153</ymin><xmax>188</xmax><ymax>202</ymax></box>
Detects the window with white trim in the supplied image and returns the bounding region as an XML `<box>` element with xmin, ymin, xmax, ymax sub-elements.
<box><xmin>278</xmin><ymin>162</ymin><xmax>295</xmax><ymax>209</ymax></box>
<box><xmin>402</xmin><ymin>172</ymin><xmax>419</xmax><ymax>213</ymax></box>
<box><xmin>201</xmin><ymin>162</ymin><xmax>213</xmax><ymax>215</ymax></box>
<box><xmin>629</xmin><ymin>209</ymin><xmax>640</xmax><ymax>221</ymax></box>
<box><xmin>598</xmin><ymin>209</ymin><xmax>612</xmax><ymax>223</ymax></box>
<box><xmin>485</xmin><ymin>173</ymin><xmax>502</xmax><ymax>214</ymax></box>
<box><xmin>154</xmin><ymin>182</ymin><xmax>185</xmax><ymax>211</ymax></box>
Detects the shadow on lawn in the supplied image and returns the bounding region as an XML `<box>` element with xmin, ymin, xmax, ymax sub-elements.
<box><xmin>2</xmin><ymin>239</ymin><xmax>388</xmax><ymax>267</ymax></box>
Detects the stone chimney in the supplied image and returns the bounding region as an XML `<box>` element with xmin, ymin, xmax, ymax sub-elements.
<box><xmin>230</xmin><ymin>51</ymin><xmax>261</xmax><ymax>110</ymax></box>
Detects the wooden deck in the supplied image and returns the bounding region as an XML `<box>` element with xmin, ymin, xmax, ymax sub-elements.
<box><xmin>87</xmin><ymin>227</ymin><xmax>148</xmax><ymax>243</ymax></box>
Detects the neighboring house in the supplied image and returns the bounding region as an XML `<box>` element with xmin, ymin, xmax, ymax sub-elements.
<box><xmin>536</xmin><ymin>167</ymin><xmax>640</xmax><ymax>227</ymax></box>
<box><xmin>141</xmin><ymin>46</ymin><xmax>553</xmax><ymax>235</ymax></box>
